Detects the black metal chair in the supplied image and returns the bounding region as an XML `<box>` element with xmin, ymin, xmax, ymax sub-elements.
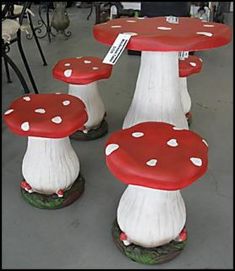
<box><xmin>2</xmin><ymin>2</ymin><xmax>47</xmax><ymax>94</ymax></box>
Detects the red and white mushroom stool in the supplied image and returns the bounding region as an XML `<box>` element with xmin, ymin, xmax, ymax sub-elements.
<box><xmin>52</xmin><ymin>56</ymin><xmax>112</xmax><ymax>140</ymax></box>
<box><xmin>105</xmin><ymin>122</ymin><xmax>208</xmax><ymax>264</ymax></box>
<box><xmin>3</xmin><ymin>93</ymin><xmax>88</xmax><ymax>209</ymax></box>
<box><xmin>179</xmin><ymin>54</ymin><xmax>203</xmax><ymax>126</ymax></box>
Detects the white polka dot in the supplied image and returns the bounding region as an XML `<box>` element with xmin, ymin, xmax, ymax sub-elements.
<box><xmin>202</xmin><ymin>139</ymin><xmax>208</xmax><ymax>147</ymax></box>
<box><xmin>173</xmin><ymin>127</ymin><xmax>184</xmax><ymax>130</ymax></box>
<box><xmin>137</xmin><ymin>17</ymin><xmax>146</xmax><ymax>19</ymax></box>
<box><xmin>146</xmin><ymin>159</ymin><xmax>157</xmax><ymax>167</ymax></box>
<box><xmin>199</xmin><ymin>58</ymin><xmax>203</xmax><ymax>62</ymax></box>
<box><xmin>64</xmin><ymin>69</ymin><xmax>72</xmax><ymax>77</ymax></box>
<box><xmin>92</xmin><ymin>67</ymin><xmax>99</xmax><ymax>70</ymax></box>
<box><xmin>51</xmin><ymin>116</ymin><xmax>62</xmax><ymax>124</ymax></box>
<box><xmin>84</xmin><ymin>60</ymin><xmax>91</xmax><ymax>64</ymax></box>
<box><xmin>157</xmin><ymin>26</ymin><xmax>172</xmax><ymax>30</ymax></box>
<box><xmin>190</xmin><ymin>157</ymin><xmax>202</xmax><ymax>167</ymax></box>
<box><xmin>190</xmin><ymin>62</ymin><xmax>196</xmax><ymax>67</ymax></box>
<box><xmin>132</xmin><ymin>132</ymin><xmax>144</xmax><ymax>138</ymax></box>
<box><xmin>203</xmin><ymin>24</ymin><xmax>215</xmax><ymax>27</ymax></box>
<box><xmin>167</xmin><ymin>139</ymin><xmax>178</xmax><ymax>147</ymax></box>
<box><xmin>21</xmin><ymin>122</ymin><xmax>30</xmax><ymax>131</ymax></box>
<box><xmin>76</xmin><ymin>56</ymin><xmax>83</xmax><ymax>59</ymax></box>
<box><xmin>126</xmin><ymin>20</ymin><xmax>136</xmax><ymax>23</ymax></box>
<box><xmin>123</xmin><ymin>32</ymin><xmax>138</xmax><ymax>36</ymax></box>
<box><xmin>23</xmin><ymin>96</ymin><xmax>31</xmax><ymax>101</ymax></box>
<box><xmin>105</xmin><ymin>144</ymin><xmax>119</xmax><ymax>156</ymax></box>
<box><xmin>4</xmin><ymin>109</ymin><xmax>14</xmax><ymax>115</ymax></box>
<box><xmin>196</xmin><ymin>32</ymin><xmax>213</xmax><ymax>37</ymax></box>
<box><xmin>55</xmin><ymin>92</ymin><xmax>62</xmax><ymax>94</ymax></box>
<box><xmin>62</xmin><ymin>100</ymin><xmax>70</xmax><ymax>106</ymax></box>
<box><xmin>35</xmin><ymin>108</ymin><xmax>46</xmax><ymax>114</ymax></box>
<box><xmin>64</xmin><ymin>63</ymin><xmax>70</xmax><ymax>66</ymax></box>
<box><xmin>111</xmin><ymin>25</ymin><xmax>122</xmax><ymax>28</ymax></box>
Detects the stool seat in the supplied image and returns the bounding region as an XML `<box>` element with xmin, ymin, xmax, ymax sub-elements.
<box><xmin>3</xmin><ymin>93</ymin><xmax>88</xmax><ymax>138</ymax></box>
<box><xmin>179</xmin><ymin>55</ymin><xmax>203</xmax><ymax>77</ymax></box>
<box><xmin>105</xmin><ymin>122</ymin><xmax>208</xmax><ymax>190</ymax></box>
<box><xmin>3</xmin><ymin>93</ymin><xmax>88</xmax><ymax>208</ymax></box>
<box><xmin>52</xmin><ymin>56</ymin><xmax>112</xmax><ymax>84</ymax></box>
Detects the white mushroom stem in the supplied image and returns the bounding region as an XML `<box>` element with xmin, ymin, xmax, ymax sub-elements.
<box><xmin>22</xmin><ymin>136</ymin><xmax>80</xmax><ymax>194</ymax></box>
<box><xmin>68</xmin><ymin>82</ymin><xmax>105</xmax><ymax>130</ymax></box>
<box><xmin>179</xmin><ymin>77</ymin><xmax>192</xmax><ymax>114</ymax></box>
<box><xmin>123</xmin><ymin>51</ymin><xmax>188</xmax><ymax>129</ymax></box>
<box><xmin>117</xmin><ymin>184</ymin><xmax>186</xmax><ymax>248</ymax></box>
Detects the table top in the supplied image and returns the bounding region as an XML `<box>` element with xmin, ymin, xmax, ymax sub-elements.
<box><xmin>93</xmin><ymin>17</ymin><xmax>232</xmax><ymax>52</ymax></box>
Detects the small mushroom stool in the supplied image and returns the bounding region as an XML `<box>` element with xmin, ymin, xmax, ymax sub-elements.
<box><xmin>3</xmin><ymin>93</ymin><xmax>88</xmax><ymax>209</ymax></box>
<box><xmin>52</xmin><ymin>56</ymin><xmax>112</xmax><ymax>140</ymax></box>
<box><xmin>105</xmin><ymin>122</ymin><xmax>208</xmax><ymax>265</ymax></box>
<box><xmin>179</xmin><ymin>55</ymin><xmax>203</xmax><ymax>126</ymax></box>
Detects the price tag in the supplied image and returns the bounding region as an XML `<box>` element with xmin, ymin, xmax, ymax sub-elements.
<box><xmin>179</xmin><ymin>51</ymin><xmax>189</xmax><ymax>60</ymax></box>
<box><xmin>166</xmin><ymin>16</ymin><xmax>179</xmax><ymax>24</ymax></box>
<box><xmin>103</xmin><ymin>33</ymin><xmax>133</xmax><ymax>65</ymax></box>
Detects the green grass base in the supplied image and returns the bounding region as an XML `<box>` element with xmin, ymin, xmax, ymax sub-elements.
<box><xmin>21</xmin><ymin>174</ymin><xmax>85</xmax><ymax>209</ymax></box>
<box><xmin>112</xmin><ymin>219</ymin><xmax>187</xmax><ymax>265</ymax></box>
<box><xmin>70</xmin><ymin>119</ymin><xmax>108</xmax><ymax>141</ymax></box>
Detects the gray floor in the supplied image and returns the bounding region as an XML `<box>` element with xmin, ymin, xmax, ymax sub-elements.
<box><xmin>2</xmin><ymin>5</ymin><xmax>233</xmax><ymax>269</ymax></box>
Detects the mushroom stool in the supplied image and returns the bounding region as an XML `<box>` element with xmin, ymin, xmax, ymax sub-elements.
<box><xmin>3</xmin><ymin>93</ymin><xmax>88</xmax><ymax>209</ymax></box>
<box><xmin>52</xmin><ymin>56</ymin><xmax>112</xmax><ymax>140</ymax></box>
<box><xmin>105</xmin><ymin>122</ymin><xmax>208</xmax><ymax>265</ymax></box>
<box><xmin>179</xmin><ymin>55</ymin><xmax>203</xmax><ymax>126</ymax></box>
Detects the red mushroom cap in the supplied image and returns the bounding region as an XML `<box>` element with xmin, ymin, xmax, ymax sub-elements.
<box><xmin>3</xmin><ymin>93</ymin><xmax>88</xmax><ymax>138</ymax></box>
<box><xmin>105</xmin><ymin>122</ymin><xmax>208</xmax><ymax>191</ymax></box>
<box><xmin>52</xmin><ymin>56</ymin><xmax>112</xmax><ymax>85</ymax></box>
<box><xmin>93</xmin><ymin>17</ymin><xmax>232</xmax><ymax>51</ymax></box>
<box><xmin>179</xmin><ymin>55</ymin><xmax>203</xmax><ymax>77</ymax></box>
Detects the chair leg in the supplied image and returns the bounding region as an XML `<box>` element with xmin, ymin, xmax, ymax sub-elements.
<box><xmin>17</xmin><ymin>30</ymin><xmax>39</xmax><ymax>94</ymax></box>
<box><xmin>28</xmin><ymin>13</ymin><xmax>47</xmax><ymax>66</ymax></box>
<box><xmin>3</xmin><ymin>53</ymin><xmax>31</xmax><ymax>94</ymax></box>
<box><xmin>3</xmin><ymin>55</ymin><xmax>12</xmax><ymax>83</ymax></box>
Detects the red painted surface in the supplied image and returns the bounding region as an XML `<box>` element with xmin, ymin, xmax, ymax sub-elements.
<box><xmin>120</xmin><ymin>232</ymin><xmax>128</xmax><ymax>241</ymax></box>
<box><xmin>52</xmin><ymin>56</ymin><xmax>112</xmax><ymax>84</ymax></box>
<box><xmin>3</xmin><ymin>93</ymin><xmax>88</xmax><ymax>138</ymax></box>
<box><xmin>105</xmin><ymin>122</ymin><xmax>208</xmax><ymax>190</ymax></box>
<box><xmin>93</xmin><ymin>17</ymin><xmax>232</xmax><ymax>51</ymax></box>
<box><xmin>179</xmin><ymin>55</ymin><xmax>203</xmax><ymax>77</ymax></box>
<box><xmin>179</xmin><ymin>227</ymin><xmax>187</xmax><ymax>241</ymax></box>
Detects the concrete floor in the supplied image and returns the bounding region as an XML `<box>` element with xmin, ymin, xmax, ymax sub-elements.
<box><xmin>2</xmin><ymin>5</ymin><xmax>233</xmax><ymax>269</ymax></box>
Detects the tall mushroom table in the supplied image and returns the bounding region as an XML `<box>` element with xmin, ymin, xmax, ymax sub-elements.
<box><xmin>3</xmin><ymin>93</ymin><xmax>88</xmax><ymax>209</ymax></box>
<box><xmin>105</xmin><ymin>121</ymin><xmax>208</xmax><ymax>264</ymax></box>
<box><xmin>93</xmin><ymin>17</ymin><xmax>232</xmax><ymax>129</ymax></box>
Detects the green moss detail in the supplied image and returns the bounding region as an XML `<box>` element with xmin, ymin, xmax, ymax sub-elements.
<box><xmin>21</xmin><ymin>174</ymin><xmax>85</xmax><ymax>209</ymax></box>
<box><xmin>112</xmin><ymin>219</ymin><xmax>187</xmax><ymax>265</ymax></box>
<box><xmin>70</xmin><ymin>118</ymin><xmax>108</xmax><ymax>141</ymax></box>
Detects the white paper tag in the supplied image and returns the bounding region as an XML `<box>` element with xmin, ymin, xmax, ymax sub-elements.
<box><xmin>166</xmin><ymin>16</ymin><xmax>179</xmax><ymax>24</ymax></box>
<box><xmin>103</xmin><ymin>33</ymin><xmax>133</xmax><ymax>65</ymax></box>
<box><xmin>179</xmin><ymin>51</ymin><xmax>189</xmax><ymax>60</ymax></box>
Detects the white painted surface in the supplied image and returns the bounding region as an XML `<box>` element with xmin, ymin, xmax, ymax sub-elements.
<box><xmin>22</xmin><ymin>136</ymin><xmax>80</xmax><ymax>194</ymax></box>
<box><xmin>117</xmin><ymin>185</ymin><xmax>186</xmax><ymax>248</ymax></box>
<box><xmin>123</xmin><ymin>51</ymin><xmax>188</xmax><ymax>129</ymax></box>
<box><xmin>179</xmin><ymin>77</ymin><xmax>192</xmax><ymax>114</ymax></box>
<box><xmin>69</xmin><ymin>82</ymin><xmax>105</xmax><ymax>130</ymax></box>
<box><xmin>121</xmin><ymin>2</ymin><xmax>141</xmax><ymax>10</ymax></box>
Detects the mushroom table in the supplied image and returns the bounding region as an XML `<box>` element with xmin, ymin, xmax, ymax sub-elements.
<box><xmin>93</xmin><ymin>17</ymin><xmax>232</xmax><ymax>129</ymax></box>
<box><xmin>105</xmin><ymin>122</ymin><xmax>208</xmax><ymax>264</ymax></box>
<box><xmin>52</xmin><ymin>56</ymin><xmax>112</xmax><ymax>140</ymax></box>
<box><xmin>3</xmin><ymin>93</ymin><xmax>88</xmax><ymax>209</ymax></box>
<box><xmin>179</xmin><ymin>54</ymin><xmax>203</xmax><ymax>125</ymax></box>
